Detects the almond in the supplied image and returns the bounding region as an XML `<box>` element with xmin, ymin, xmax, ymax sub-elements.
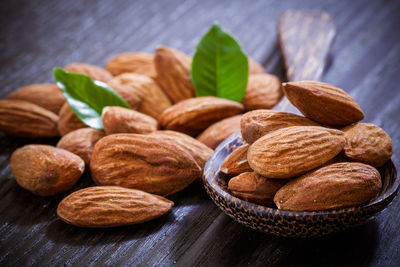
<box><xmin>105</xmin><ymin>52</ymin><xmax>156</xmax><ymax>77</ymax></box>
<box><xmin>90</xmin><ymin>134</ymin><xmax>201</xmax><ymax>196</ymax></box>
<box><xmin>242</xmin><ymin>74</ymin><xmax>283</xmax><ymax>111</ymax></box>
<box><xmin>248</xmin><ymin>58</ymin><xmax>265</xmax><ymax>74</ymax></box>
<box><xmin>342</xmin><ymin>123</ymin><xmax>393</xmax><ymax>167</ymax></box>
<box><xmin>57</xmin><ymin>128</ymin><xmax>105</xmax><ymax>165</ymax></box>
<box><xmin>273</xmin><ymin>162</ymin><xmax>382</xmax><ymax>211</ymax></box>
<box><xmin>6</xmin><ymin>84</ymin><xmax>65</xmax><ymax>114</ymax></box>
<box><xmin>220</xmin><ymin>144</ymin><xmax>252</xmax><ymax>176</ymax></box>
<box><xmin>197</xmin><ymin>115</ymin><xmax>242</xmax><ymax>149</ymax></box>
<box><xmin>282</xmin><ymin>81</ymin><xmax>364</xmax><ymax>126</ymax></box>
<box><xmin>57</xmin><ymin>186</ymin><xmax>173</xmax><ymax>227</ymax></box>
<box><xmin>228</xmin><ymin>172</ymin><xmax>287</xmax><ymax>206</ymax></box>
<box><xmin>58</xmin><ymin>102</ymin><xmax>86</xmax><ymax>136</ymax></box>
<box><xmin>240</xmin><ymin>109</ymin><xmax>319</xmax><ymax>144</ymax></box>
<box><xmin>64</xmin><ymin>63</ymin><xmax>113</xmax><ymax>83</ymax></box>
<box><xmin>10</xmin><ymin>145</ymin><xmax>84</xmax><ymax>196</ymax></box>
<box><xmin>0</xmin><ymin>99</ymin><xmax>59</xmax><ymax>138</ymax></box>
<box><xmin>159</xmin><ymin>96</ymin><xmax>244</xmax><ymax>136</ymax></box>
<box><xmin>109</xmin><ymin>73</ymin><xmax>171</xmax><ymax>120</ymax></box>
<box><xmin>102</xmin><ymin>106</ymin><xmax>158</xmax><ymax>135</ymax></box>
<box><xmin>107</xmin><ymin>83</ymin><xmax>142</xmax><ymax>110</ymax></box>
<box><xmin>247</xmin><ymin>126</ymin><xmax>345</xmax><ymax>178</ymax></box>
<box><xmin>154</xmin><ymin>45</ymin><xmax>195</xmax><ymax>103</ymax></box>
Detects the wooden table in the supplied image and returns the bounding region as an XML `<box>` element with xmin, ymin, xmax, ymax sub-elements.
<box><xmin>1</xmin><ymin>0</ymin><xmax>399</xmax><ymax>266</ymax></box>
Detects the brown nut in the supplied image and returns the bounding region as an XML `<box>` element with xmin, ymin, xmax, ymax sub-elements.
<box><xmin>105</xmin><ymin>52</ymin><xmax>156</xmax><ymax>78</ymax></box>
<box><xmin>58</xmin><ymin>102</ymin><xmax>86</xmax><ymax>136</ymax></box>
<box><xmin>107</xmin><ymin>82</ymin><xmax>142</xmax><ymax>110</ymax></box>
<box><xmin>248</xmin><ymin>58</ymin><xmax>265</xmax><ymax>74</ymax></box>
<box><xmin>220</xmin><ymin>144</ymin><xmax>252</xmax><ymax>176</ymax></box>
<box><xmin>64</xmin><ymin>63</ymin><xmax>113</xmax><ymax>83</ymax></box>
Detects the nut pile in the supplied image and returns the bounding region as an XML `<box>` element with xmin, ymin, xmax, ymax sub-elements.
<box><xmin>223</xmin><ymin>81</ymin><xmax>393</xmax><ymax>211</ymax></box>
<box><xmin>0</xmin><ymin>47</ymin><xmax>283</xmax><ymax>227</ymax></box>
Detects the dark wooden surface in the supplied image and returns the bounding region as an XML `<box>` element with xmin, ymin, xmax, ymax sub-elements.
<box><xmin>1</xmin><ymin>0</ymin><xmax>399</xmax><ymax>266</ymax></box>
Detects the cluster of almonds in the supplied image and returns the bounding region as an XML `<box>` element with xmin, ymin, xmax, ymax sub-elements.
<box><xmin>222</xmin><ymin>81</ymin><xmax>393</xmax><ymax>211</ymax></box>
<box><xmin>0</xmin><ymin>46</ymin><xmax>283</xmax><ymax>227</ymax></box>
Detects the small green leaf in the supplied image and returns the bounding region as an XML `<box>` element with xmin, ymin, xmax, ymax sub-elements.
<box><xmin>191</xmin><ymin>23</ymin><xmax>249</xmax><ymax>102</ymax></box>
<box><xmin>53</xmin><ymin>67</ymin><xmax>130</xmax><ymax>130</ymax></box>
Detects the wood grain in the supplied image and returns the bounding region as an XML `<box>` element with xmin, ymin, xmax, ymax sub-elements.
<box><xmin>1</xmin><ymin>0</ymin><xmax>400</xmax><ymax>266</ymax></box>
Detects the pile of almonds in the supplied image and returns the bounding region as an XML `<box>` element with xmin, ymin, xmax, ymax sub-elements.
<box><xmin>223</xmin><ymin>81</ymin><xmax>393</xmax><ymax>211</ymax></box>
<box><xmin>0</xmin><ymin>46</ymin><xmax>283</xmax><ymax>227</ymax></box>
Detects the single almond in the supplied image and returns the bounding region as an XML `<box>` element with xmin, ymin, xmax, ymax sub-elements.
<box><xmin>342</xmin><ymin>123</ymin><xmax>393</xmax><ymax>167</ymax></box>
<box><xmin>109</xmin><ymin>73</ymin><xmax>171</xmax><ymax>120</ymax></box>
<box><xmin>159</xmin><ymin>96</ymin><xmax>244</xmax><ymax>136</ymax></box>
<box><xmin>274</xmin><ymin>162</ymin><xmax>382</xmax><ymax>211</ymax></box>
<box><xmin>248</xmin><ymin>126</ymin><xmax>346</xmax><ymax>178</ymax></box>
<box><xmin>107</xmin><ymin>82</ymin><xmax>142</xmax><ymax>110</ymax></box>
<box><xmin>248</xmin><ymin>58</ymin><xmax>265</xmax><ymax>74</ymax></box>
<box><xmin>242</xmin><ymin>74</ymin><xmax>283</xmax><ymax>111</ymax></box>
<box><xmin>102</xmin><ymin>106</ymin><xmax>158</xmax><ymax>135</ymax></box>
<box><xmin>10</xmin><ymin>145</ymin><xmax>85</xmax><ymax>196</ymax></box>
<box><xmin>154</xmin><ymin>45</ymin><xmax>195</xmax><ymax>103</ymax></box>
<box><xmin>57</xmin><ymin>186</ymin><xmax>173</xmax><ymax>227</ymax></box>
<box><xmin>228</xmin><ymin>172</ymin><xmax>287</xmax><ymax>206</ymax></box>
<box><xmin>197</xmin><ymin>115</ymin><xmax>242</xmax><ymax>149</ymax></box>
<box><xmin>240</xmin><ymin>109</ymin><xmax>319</xmax><ymax>144</ymax></box>
<box><xmin>64</xmin><ymin>63</ymin><xmax>113</xmax><ymax>83</ymax></box>
<box><xmin>57</xmin><ymin>127</ymin><xmax>105</xmax><ymax>165</ymax></box>
<box><xmin>6</xmin><ymin>84</ymin><xmax>65</xmax><ymax>114</ymax></box>
<box><xmin>58</xmin><ymin>102</ymin><xmax>87</xmax><ymax>136</ymax></box>
<box><xmin>282</xmin><ymin>81</ymin><xmax>364</xmax><ymax>126</ymax></box>
<box><xmin>220</xmin><ymin>144</ymin><xmax>252</xmax><ymax>176</ymax></box>
<box><xmin>106</xmin><ymin>52</ymin><xmax>156</xmax><ymax>77</ymax></box>
<box><xmin>0</xmin><ymin>99</ymin><xmax>59</xmax><ymax>138</ymax></box>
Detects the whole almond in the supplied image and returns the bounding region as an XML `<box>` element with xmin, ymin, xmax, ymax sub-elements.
<box><xmin>197</xmin><ymin>115</ymin><xmax>242</xmax><ymax>149</ymax></box>
<box><xmin>220</xmin><ymin>144</ymin><xmax>252</xmax><ymax>176</ymax></box>
<box><xmin>106</xmin><ymin>52</ymin><xmax>156</xmax><ymax>77</ymax></box>
<box><xmin>0</xmin><ymin>99</ymin><xmax>59</xmax><ymax>138</ymax></box>
<box><xmin>248</xmin><ymin>126</ymin><xmax>345</xmax><ymax>178</ymax></box>
<box><xmin>154</xmin><ymin>45</ymin><xmax>195</xmax><ymax>103</ymax></box>
<box><xmin>58</xmin><ymin>102</ymin><xmax>86</xmax><ymax>136</ymax></box>
<box><xmin>10</xmin><ymin>145</ymin><xmax>84</xmax><ymax>196</ymax></box>
<box><xmin>240</xmin><ymin>109</ymin><xmax>319</xmax><ymax>144</ymax></box>
<box><xmin>107</xmin><ymin>83</ymin><xmax>142</xmax><ymax>110</ymax></box>
<box><xmin>248</xmin><ymin>58</ymin><xmax>265</xmax><ymax>74</ymax></box>
<box><xmin>57</xmin><ymin>128</ymin><xmax>105</xmax><ymax>165</ymax></box>
<box><xmin>242</xmin><ymin>74</ymin><xmax>283</xmax><ymax>111</ymax></box>
<box><xmin>228</xmin><ymin>172</ymin><xmax>287</xmax><ymax>206</ymax></box>
<box><xmin>64</xmin><ymin>63</ymin><xmax>113</xmax><ymax>83</ymax></box>
<box><xmin>159</xmin><ymin>96</ymin><xmax>244</xmax><ymax>136</ymax></box>
<box><xmin>90</xmin><ymin>134</ymin><xmax>201</xmax><ymax>196</ymax></box>
<box><xmin>109</xmin><ymin>73</ymin><xmax>171</xmax><ymax>120</ymax></box>
<box><xmin>57</xmin><ymin>186</ymin><xmax>173</xmax><ymax>227</ymax></box>
<box><xmin>282</xmin><ymin>81</ymin><xmax>364</xmax><ymax>126</ymax></box>
<box><xmin>274</xmin><ymin>162</ymin><xmax>382</xmax><ymax>211</ymax></box>
<box><xmin>6</xmin><ymin>84</ymin><xmax>65</xmax><ymax>114</ymax></box>
<box><xmin>342</xmin><ymin>123</ymin><xmax>393</xmax><ymax>167</ymax></box>
<box><xmin>102</xmin><ymin>106</ymin><xmax>158</xmax><ymax>135</ymax></box>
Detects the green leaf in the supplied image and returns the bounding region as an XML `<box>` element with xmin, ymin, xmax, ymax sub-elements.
<box><xmin>53</xmin><ymin>67</ymin><xmax>130</xmax><ymax>130</ymax></box>
<box><xmin>191</xmin><ymin>23</ymin><xmax>249</xmax><ymax>102</ymax></box>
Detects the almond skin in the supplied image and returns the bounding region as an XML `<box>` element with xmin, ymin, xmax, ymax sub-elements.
<box><xmin>273</xmin><ymin>162</ymin><xmax>382</xmax><ymax>211</ymax></box>
<box><xmin>154</xmin><ymin>45</ymin><xmax>195</xmax><ymax>103</ymax></box>
<box><xmin>282</xmin><ymin>81</ymin><xmax>364</xmax><ymax>126</ymax></box>
<box><xmin>242</xmin><ymin>74</ymin><xmax>283</xmax><ymax>111</ymax></box>
<box><xmin>10</xmin><ymin>145</ymin><xmax>85</xmax><ymax>196</ymax></box>
<box><xmin>0</xmin><ymin>99</ymin><xmax>59</xmax><ymax>138</ymax></box>
<box><xmin>248</xmin><ymin>58</ymin><xmax>265</xmax><ymax>74</ymax></box>
<box><xmin>342</xmin><ymin>123</ymin><xmax>393</xmax><ymax>167</ymax></box>
<box><xmin>240</xmin><ymin>109</ymin><xmax>319</xmax><ymax>144</ymax></box>
<box><xmin>6</xmin><ymin>84</ymin><xmax>66</xmax><ymax>114</ymax></box>
<box><xmin>64</xmin><ymin>63</ymin><xmax>113</xmax><ymax>83</ymax></box>
<box><xmin>90</xmin><ymin>134</ymin><xmax>201</xmax><ymax>196</ymax></box>
<box><xmin>105</xmin><ymin>52</ymin><xmax>156</xmax><ymax>77</ymax></box>
<box><xmin>220</xmin><ymin>144</ymin><xmax>252</xmax><ymax>176</ymax></box>
<box><xmin>197</xmin><ymin>115</ymin><xmax>242</xmax><ymax>149</ymax></box>
<box><xmin>107</xmin><ymin>83</ymin><xmax>142</xmax><ymax>110</ymax></box>
<box><xmin>58</xmin><ymin>102</ymin><xmax>87</xmax><ymax>136</ymax></box>
<box><xmin>109</xmin><ymin>73</ymin><xmax>171</xmax><ymax>120</ymax></box>
<box><xmin>228</xmin><ymin>172</ymin><xmax>287</xmax><ymax>206</ymax></box>
<box><xmin>57</xmin><ymin>128</ymin><xmax>105</xmax><ymax>165</ymax></box>
<box><xmin>159</xmin><ymin>96</ymin><xmax>244</xmax><ymax>136</ymax></box>
<box><xmin>248</xmin><ymin>126</ymin><xmax>346</xmax><ymax>178</ymax></box>
<box><xmin>57</xmin><ymin>186</ymin><xmax>173</xmax><ymax>227</ymax></box>
<box><xmin>102</xmin><ymin>106</ymin><xmax>158</xmax><ymax>135</ymax></box>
